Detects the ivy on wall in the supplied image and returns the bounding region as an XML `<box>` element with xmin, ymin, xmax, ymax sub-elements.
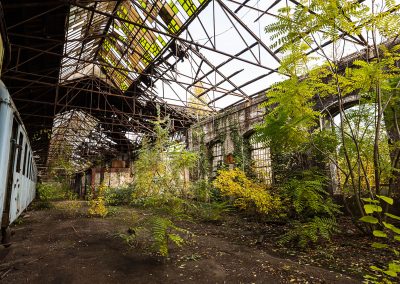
<box><xmin>191</xmin><ymin>127</ymin><xmax>211</xmax><ymax>180</ymax></box>
<box><xmin>191</xmin><ymin>114</ymin><xmax>257</xmax><ymax>180</ymax></box>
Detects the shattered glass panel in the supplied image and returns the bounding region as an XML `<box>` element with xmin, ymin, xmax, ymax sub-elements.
<box><xmin>60</xmin><ymin>0</ymin><xmax>209</xmax><ymax>91</ymax></box>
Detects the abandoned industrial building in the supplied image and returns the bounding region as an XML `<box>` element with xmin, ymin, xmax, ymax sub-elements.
<box><xmin>0</xmin><ymin>0</ymin><xmax>400</xmax><ymax>283</ymax></box>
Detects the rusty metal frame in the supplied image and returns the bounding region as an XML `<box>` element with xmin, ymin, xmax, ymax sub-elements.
<box><xmin>3</xmin><ymin>0</ymin><xmax>397</xmax><ymax>175</ymax></box>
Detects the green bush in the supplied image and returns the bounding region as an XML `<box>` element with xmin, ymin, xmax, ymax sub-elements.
<box><xmin>188</xmin><ymin>201</ymin><xmax>232</xmax><ymax>223</ymax></box>
<box><xmin>283</xmin><ymin>172</ymin><xmax>341</xmax><ymax>218</ymax></box>
<box><xmin>104</xmin><ymin>186</ymin><xmax>133</xmax><ymax>206</ymax></box>
<box><xmin>37</xmin><ymin>182</ymin><xmax>65</xmax><ymax>201</ymax></box>
<box><xmin>191</xmin><ymin>179</ymin><xmax>212</xmax><ymax>202</ymax></box>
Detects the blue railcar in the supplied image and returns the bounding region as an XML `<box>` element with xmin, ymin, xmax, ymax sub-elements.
<box><xmin>0</xmin><ymin>4</ymin><xmax>37</xmax><ymax>245</ymax></box>
<box><xmin>0</xmin><ymin>80</ymin><xmax>38</xmax><ymax>245</ymax></box>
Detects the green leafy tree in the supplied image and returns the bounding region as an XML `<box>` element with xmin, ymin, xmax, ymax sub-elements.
<box><xmin>257</xmin><ymin>0</ymin><xmax>400</xmax><ymax>232</ymax></box>
<box><xmin>128</xmin><ymin>112</ymin><xmax>199</xmax><ymax>257</ymax></box>
<box><xmin>360</xmin><ymin>195</ymin><xmax>400</xmax><ymax>283</ymax></box>
<box><xmin>132</xmin><ymin>113</ymin><xmax>198</xmax><ymax>200</ymax></box>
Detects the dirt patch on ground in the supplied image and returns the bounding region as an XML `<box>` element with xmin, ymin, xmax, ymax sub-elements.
<box><xmin>0</xmin><ymin>201</ymin><xmax>361</xmax><ymax>283</ymax></box>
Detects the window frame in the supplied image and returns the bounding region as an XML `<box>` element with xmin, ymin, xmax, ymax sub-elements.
<box><xmin>22</xmin><ymin>142</ymin><xmax>28</xmax><ymax>176</ymax></box>
<box><xmin>250</xmin><ymin>139</ymin><xmax>272</xmax><ymax>185</ymax></box>
<box><xmin>211</xmin><ymin>142</ymin><xmax>223</xmax><ymax>176</ymax></box>
<box><xmin>15</xmin><ymin>132</ymin><xmax>24</xmax><ymax>173</ymax></box>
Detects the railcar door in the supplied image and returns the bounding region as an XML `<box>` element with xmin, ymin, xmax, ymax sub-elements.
<box><xmin>7</xmin><ymin>126</ymin><xmax>26</xmax><ymax>224</ymax></box>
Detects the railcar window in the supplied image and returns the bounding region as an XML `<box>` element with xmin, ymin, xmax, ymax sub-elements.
<box><xmin>31</xmin><ymin>159</ymin><xmax>34</xmax><ymax>180</ymax></box>
<box><xmin>27</xmin><ymin>152</ymin><xmax>31</xmax><ymax>179</ymax></box>
<box><xmin>16</xmin><ymin>132</ymin><xmax>23</xmax><ymax>173</ymax></box>
<box><xmin>27</xmin><ymin>153</ymin><xmax>29</xmax><ymax>178</ymax></box>
<box><xmin>28</xmin><ymin>156</ymin><xmax>30</xmax><ymax>179</ymax></box>
<box><xmin>30</xmin><ymin>157</ymin><xmax>32</xmax><ymax>180</ymax></box>
<box><xmin>23</xmin><ymin>142</ymin><xmax>28</xmax><ymax>176</ymax></box>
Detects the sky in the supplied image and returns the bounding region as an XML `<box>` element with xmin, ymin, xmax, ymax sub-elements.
<box><xmin>151</xmin><ymin>0</ymin><xmax>400</xmax><ymax>110</ymax></box>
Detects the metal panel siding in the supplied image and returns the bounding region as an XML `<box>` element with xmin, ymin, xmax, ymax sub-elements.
<box><xmin>0</xmin><ymin>81</ymin><xmax>13</xmax><ymax>228</ymax></box>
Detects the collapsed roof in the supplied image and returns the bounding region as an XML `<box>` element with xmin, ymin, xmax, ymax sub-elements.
<box><xmin>2</xmin><ymin>0</ymin><xmax>399</xmax><ymax>174</ymax></box>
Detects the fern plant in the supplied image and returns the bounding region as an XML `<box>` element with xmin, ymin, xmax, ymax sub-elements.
<box><xmin>279</xmin><ymin>171</ymin><xmax>341</xmax><ymax>247</ymax></box>
<box><xmin>188</xmin><ymin>201</ymin><xmax>232</xmax><ymax>223</ymax></box>
<box><xmin>279</xmin><ymin>216</ymin><xmax>340</xmax><ymax>248</ymax></box>
<box><xmin>149</xmin><ymin>217</ymin><xmax>188</xmax><ymax>257</ymax></box>
<box><xmin>121</xmin><ymin>216</ymin><xmax>191</xmax><ymax>257</ymax></box>
<box><xmin>284</xmin><ymin>172</ymin><xmax>341</xmax><ymax>218</ymax></box>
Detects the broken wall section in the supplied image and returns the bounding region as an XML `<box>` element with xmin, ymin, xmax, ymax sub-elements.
<box><xmin>73</xmin><ymin>158</ymin><xmax>134</xmax><ymax>198</ymax></box>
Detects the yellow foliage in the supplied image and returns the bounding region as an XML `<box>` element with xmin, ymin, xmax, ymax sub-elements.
<box><xmin>212</xmin><ymin>168</ymin><xmax>281</xmax><ymax>215</ymax></box>
<box><xmin>88</xmin><ymin>183</ymin><xmax>108</xmax><ymax>217</ymax></box>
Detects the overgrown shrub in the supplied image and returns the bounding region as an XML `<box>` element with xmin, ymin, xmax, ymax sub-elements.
<box><xmin>104</xmin><ymin>186</ymin><xmax>133</xmax><ymax>206</ymax></box>
<box><xmin>191</xmin><ymin>179</ymin><xmax>212</xmax><ymax>202</ymax></box>
<box><xmin>37</xmin><ymin>182</ymin><xmax>65</xmax><ymax>201</ymax></box>
<box><xmin>34</xmin><ymin>182</ymin><xmax>64</xmax><ymax>210</ymax></box>
<box><xmin>88</xmin><ymin>183</ymin><xmax>108</xmax><ymax>217</ymax></box>
<box><xmin>188</xmin><ymin>201</ymin><xmax>232</xmax><ymax>223</ymax></box>
<box><xmin>212</xmin><ymin>168</ymin><xmax>282</xmax><ymax>216</ymax></box>
<box><xmin>132</xmin><ymin>115</ymin><xmax>198</xmax><ymax>200</ymax></box>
